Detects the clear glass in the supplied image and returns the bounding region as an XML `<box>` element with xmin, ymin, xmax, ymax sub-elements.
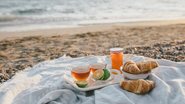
<box><xmin>71</xmin><ymin>65</ymin><xmax>90</xmax><ymax>81</ymax></box>
<box><xmin>89</xmin><ymin>63</ymin><xmax>106</xmax><ymax>73</ymax></box>
<box><xmin>110</xmin><ymin>48</ymin><xmax>123</xmax><ymax>72</ymax></box>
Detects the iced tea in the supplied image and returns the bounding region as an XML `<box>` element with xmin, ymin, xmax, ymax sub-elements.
<box><xmin>71</xmin><ymin>66</ymin><xmax>90</xmax><ymax>81</ymax></box>
<box><xmin>90</xmin><ymin>63</ymin><xmax>106</xmax><ymax>73</ymax></box>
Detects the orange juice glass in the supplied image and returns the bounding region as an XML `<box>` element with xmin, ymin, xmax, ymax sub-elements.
<box><xmin>110</xmin><ymin>48</ymin><xmax>123</xmax><ymax>73</ymax></box>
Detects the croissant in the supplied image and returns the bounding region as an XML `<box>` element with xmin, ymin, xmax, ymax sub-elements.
<box><xmin>136</xmin><ymin>60</ymin><xmax>159</xmax><ymax>73</ymax></box>
<box><xmin>123</xmin><ymin>60</ymin><xmax>158</xmax><ymax>74</ymax></box>
<box><xmin>120</xmin><ymin>79</ymin><xmax>155</xmax><ymax>94</ymax></box>
<box><xmin>123</xmin><ymin>61</ymin><xmax>141</xmax><ymax>74</ymax></box>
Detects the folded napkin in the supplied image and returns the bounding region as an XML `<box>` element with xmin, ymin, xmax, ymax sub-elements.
<box><xmin>0</xmin><ymin>55</ymin><xmax>184</xmax><ymax>104</ymax></box>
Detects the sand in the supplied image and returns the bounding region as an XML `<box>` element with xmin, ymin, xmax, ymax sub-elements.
<box><xmin>0</xmin><ymin>19</ymin><xmax>185</xmax><ymax>83</ymax></box>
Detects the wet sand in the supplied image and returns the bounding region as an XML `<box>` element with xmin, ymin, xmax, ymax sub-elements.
<box><xmin>1</xmin><ymin>18</ymin><xmax>185</xmax><ymax>41</ymax></box>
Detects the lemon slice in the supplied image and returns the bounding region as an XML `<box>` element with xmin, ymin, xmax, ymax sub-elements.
<box><xmin>75</xmin><ymin>80</ymin><xmax>88</xmax><ymax>88</ymax></box>
<box><xmin>93</xmin><ymin>69</ymin><xmax>104</xmax><ymax>80</ymax></box>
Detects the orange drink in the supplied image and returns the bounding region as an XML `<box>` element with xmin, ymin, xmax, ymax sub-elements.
<box><xmin>110</xmin><ymin>48</ymin><xmax>123</xmax><ymax>73</ymax></box>
<box><xmin>90</xmin><ymin>63</ymin><xmax>106</xmax><ymax>73</ymax></box>
<box><xmin>71</xmin><ymin>66</ymin><xmax>90</xmax><ymax>81</ymax></box>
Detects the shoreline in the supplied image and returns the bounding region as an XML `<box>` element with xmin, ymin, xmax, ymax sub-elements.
<box><xmin>1</xmin><ymin>18</ymin><xmax>185</xmax><ymax>41</ymax></box>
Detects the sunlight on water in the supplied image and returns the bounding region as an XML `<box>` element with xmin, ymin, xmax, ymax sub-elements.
<box><xmin>0</xmin><ymin>0</ymin><xmax>185</xmax><ymax>31</ymax></box>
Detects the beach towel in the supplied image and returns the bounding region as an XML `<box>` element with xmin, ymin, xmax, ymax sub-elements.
<box><xmin>0</xmin><ymin>55</ymin><xmax>185</xmax><ymax>104</ymax></box>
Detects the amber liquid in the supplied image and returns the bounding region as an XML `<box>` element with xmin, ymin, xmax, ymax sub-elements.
<box><xmin>71</xmin><ymin>68</ymin><xmax>90</xmax><ymax>81</ymax></box>
<box><xmin>110</xmin><ymin>52</ymin><xmax>123</xmax><ymax>71</ymax></box>
<box><xmin>90</xmin><ymin>67</ymin><xmax>98</xmax><ymax>73</ymax></box>
<box><xmin>90</xmin><ymin>63</ymin><xmax>105</xmax><ymax>73</ymax></box>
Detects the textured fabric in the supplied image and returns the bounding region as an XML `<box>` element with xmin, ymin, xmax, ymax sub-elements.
<box><xmin>0</xmin><ymin>55</ymin><xmax>184</xmax><ymax>104</ymax></box>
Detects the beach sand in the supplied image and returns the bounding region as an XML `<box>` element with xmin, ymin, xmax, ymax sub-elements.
<box><xmin>0</xmin><ymin>19</ymin><xmax>185</xmax><ymax>83</ymax></box>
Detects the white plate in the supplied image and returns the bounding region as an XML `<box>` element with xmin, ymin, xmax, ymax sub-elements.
<box><xmin>64</xmin><ymin>69</ymin><xmax>123</xmax><ymax>91</ymax></box>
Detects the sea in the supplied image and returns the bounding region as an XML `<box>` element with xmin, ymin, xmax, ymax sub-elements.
<box><xmin>0</xmin><ymin>0</ymin><xmax>185</xmax><ymax>32</ymax></box>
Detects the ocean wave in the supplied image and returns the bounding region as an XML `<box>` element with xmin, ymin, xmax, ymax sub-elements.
<box><xmin>0</xmin><ymin>15</ymin><xmax>19</xmax><ymax>22</ymax></box>
<box><xmin>1</xmin><ymin>0</ymin><xmax>185</xmax><ymax>30</ymax></box>
<box><xmin>13</xmin><ymin>8</ymin><xmax>45</xmax><ymax>15</ymax></box>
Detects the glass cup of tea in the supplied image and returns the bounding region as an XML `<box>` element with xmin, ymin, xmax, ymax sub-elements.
<box><xmin>89</xmin><ymin>63</ymin><xmax>106</xmax><ymax>73</ymax></box>
<box><xmin>110</xmin><ymin>48</ymin><xmax>123</xmax><ymax>74</ymax></box>
<box><xmin>71</xmin><ymin>65</ymin><xmax>90</xmax><ymax>81</ymax></box>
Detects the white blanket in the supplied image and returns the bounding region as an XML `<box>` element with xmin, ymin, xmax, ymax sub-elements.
<box><xmin>0</xmin><ymin>55</ymin><xmax>185</xmax><ymax>104</ymax></box>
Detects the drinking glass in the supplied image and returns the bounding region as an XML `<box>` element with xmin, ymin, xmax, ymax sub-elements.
<box><xmin>71</xmin><ymin>65</ymin><xmax>90</xmax><ymax>81</ymax></box>
<box><xmin>110</xmin><ymin>48</ymin><xmax>123</xmax><ymax>73</ymax></box>
<box><xmin>89</xmin><ymin>63</ymin><xmax>106</xmax><ymax>73</ymax></box>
